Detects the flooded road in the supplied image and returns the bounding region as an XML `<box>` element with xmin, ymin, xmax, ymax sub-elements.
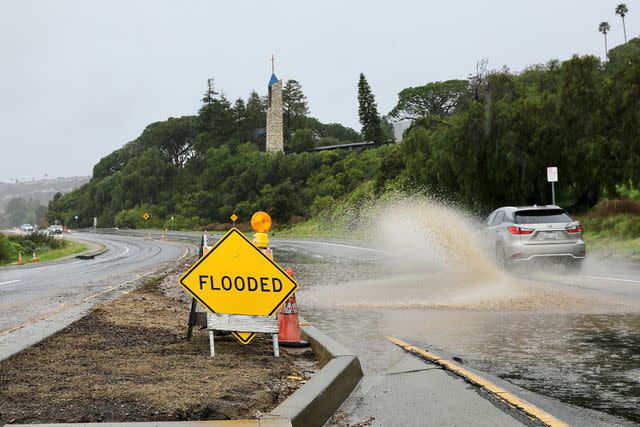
<box><xmin>272</xmin><ymin>198</ymin><xmax>640</xmax><ymax>425</ymax></box>
<box><xmin>271</xmin><ymin>197</ymin><xmax>640</xmax><ymax>424</ymax></box>
<box><xmin>276</xmin><ymin>246</ymin><xmax>640</xmax><ymax>423</ymax></box>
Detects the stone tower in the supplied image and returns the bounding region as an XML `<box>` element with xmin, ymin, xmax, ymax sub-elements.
<box><xmin>266</xmin><ymin>72</ymin><xmax>284</xmax><ymax>153</ymax></box>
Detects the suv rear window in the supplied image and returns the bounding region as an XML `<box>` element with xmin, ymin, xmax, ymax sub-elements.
<box><xmin>515</xmin><ymin>209</ymin><xmax>573</xmax><ymax>224</ymax></box>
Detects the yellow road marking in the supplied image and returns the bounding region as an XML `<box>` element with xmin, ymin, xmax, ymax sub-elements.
<box><xmin>386</xmin><ymin>337</ymin><xmax>568</xmax><ymax>427</ymax></box>
<box><xmin>177</xmin><ymin>246</ymin><xmax>189</xmax><ymax>262</ymax></box>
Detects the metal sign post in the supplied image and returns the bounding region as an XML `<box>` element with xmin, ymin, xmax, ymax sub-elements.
<box><xmin>547</xmin><ymin>167</ymin><xmax>558</xmax><ymax>205</ymax></box>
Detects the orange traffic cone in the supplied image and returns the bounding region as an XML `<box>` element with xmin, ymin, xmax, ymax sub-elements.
<box><xmin>277</xmin><ymin>268</ymin><xmax>308</xmax><ymax>347</ymax></box>
<box><xmin>32</xmin><ymin>252</ymin><xmax>37</xmax><ymax>264</ymax></box>
<box><xmin>18</xmin><ymin>252</ymin><xmax>23</xmax><ymax>265</ymax></box>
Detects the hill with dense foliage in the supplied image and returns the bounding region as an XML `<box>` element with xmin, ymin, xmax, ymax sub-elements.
<box><xmin>48</xmin><ymin>39</ymin><xmax>640</xmax><ymax>229</ymax></box>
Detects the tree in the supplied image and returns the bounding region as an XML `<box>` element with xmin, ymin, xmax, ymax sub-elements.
<box><xmin>599</xmin><ymin>22</ymin><xmax>611</xmax><ymax>60</ymax></box>
<box><xmin>199</xmin><ymin>79</ymin><xmax>219</xmax><ymax>119</ymax></box>
<box><xmin>138</xmin><ymin>117</ymin><xmax>196</xmax><ymax>168</ymax></box>
<box><xmin>389</xmin><ymin>80</ymin><xmax>469</xmax><ymax>123</ymax></box>
<box><xmin>616</xmin><ymin>4</ymin><xmax>629</xmax><ymax>43</ymax></box>
<box><xmin>244</xmin><ymin>91</ymin><xmax>267</xmax><ymax>138</ymax></box>
<box><xmin>233</xmin><ymin>97</ymin><xmax>247</xmax><ymax>126</ymax></box>
<box><xmin>357</xmin><ymin>73</ymin><xmax>382</xmax><ymax>143</ymax></box>
<box><xmin>288</xmin><ymin>128</ymin><xmax>316</xmax><ymax>151</ymax></box>
<box><xmin>468</xmin><ymin>59</ymin><xmax>489</xmax><ymax>102</ymax></box>
<box><xmin>283</xmin><ymin>80</ymin><xmax>309</xmax><ymax>145</ymax></box>
<box><xmin>197</xmin><ymin>79</ymin><xmax>234</xmax><ymax>142</ymax></box>
<box><xmin>380</xmin><ymin>116</ymin><xmax>395</xmax><ymax>142</ymax></box>
<box><xmin>312</xmin><ymin>122</ymin><xmax>362</xmax><ymax>142</ymax></box>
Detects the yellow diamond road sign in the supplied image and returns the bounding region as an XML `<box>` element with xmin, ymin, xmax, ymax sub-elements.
<box><xmin>143</xmin><ymin>212</ymin><xmax>150</xmax><ymax>220</ymax></box>
<box><xmin>179</xmin><ymin>228</ymin><xmax>298</xmax><ymax>344</ymax></box>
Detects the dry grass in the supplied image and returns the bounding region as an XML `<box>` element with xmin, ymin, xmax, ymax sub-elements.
<box><xmin>593</xmin><ymin>199</ymin><xmax>640</xmax><ymax>217</ymax></box>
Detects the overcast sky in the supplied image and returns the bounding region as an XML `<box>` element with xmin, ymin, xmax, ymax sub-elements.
<box><xmin>0</xmin><ymin>0</ymin><xmax>634</xmax><ymax>181</ymax></box>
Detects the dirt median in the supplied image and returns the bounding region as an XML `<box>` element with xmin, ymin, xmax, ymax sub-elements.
<box><xmin>0</xmin><ymin>264</ymin><xmax>317</xmax><ymax>424</ymax></box>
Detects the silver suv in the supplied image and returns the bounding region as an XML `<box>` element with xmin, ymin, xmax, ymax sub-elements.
<box><xmin>483</xmin><ymin>205</ymin><xmax>586</xmax><ymax>269</ymax></box>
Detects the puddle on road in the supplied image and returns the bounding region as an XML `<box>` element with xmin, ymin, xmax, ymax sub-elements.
<box><xmin>282</xmin><ymin>195</ymin><xmax>640</xmax><ymax>423</ymax></box>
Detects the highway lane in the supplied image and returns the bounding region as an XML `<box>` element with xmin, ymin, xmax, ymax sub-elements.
<box><xmin>0</xmin><ymin>232</ymin><xmax>195</xmax><ymax>361</ymax></box>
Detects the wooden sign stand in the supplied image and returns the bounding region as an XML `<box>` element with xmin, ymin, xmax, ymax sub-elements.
<box><xmin>207</xmin><ymin>313</ymin><xmax>279</xmax><ymax>357</ymax></box>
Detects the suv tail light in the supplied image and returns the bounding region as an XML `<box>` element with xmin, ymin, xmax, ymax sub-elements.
<box><xmin>508</xmin><ymin>226</ymin><xmax>534</xmax><ymax>235</ymax></box>
<box><xmin>566</xmin><ymin>223</ymin><xmax>583</xmax><ymax>233</ymax></box>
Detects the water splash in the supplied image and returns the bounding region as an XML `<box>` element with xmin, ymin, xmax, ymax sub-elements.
<box><xmin>371</xmin><ymin>195</ymin><xmax>501</xmax><ymax>280</ymax></box>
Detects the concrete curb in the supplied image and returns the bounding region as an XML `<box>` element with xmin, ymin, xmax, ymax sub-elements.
<box><xmin>268</xmin><ymin>321</ymin><xmax>363</xmax><ymax>427</ymax></box>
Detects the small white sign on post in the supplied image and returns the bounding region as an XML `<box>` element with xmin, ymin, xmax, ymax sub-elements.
<box><xmin>547</xmin><ymin>166</ymin><xmax>558</xmax><ymax>205</ymax></box>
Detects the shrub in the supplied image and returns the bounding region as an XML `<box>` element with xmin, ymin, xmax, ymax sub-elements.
<box><xmin>581</xmin><ymin>213</ymin><xmax>640</xmax><ymax>238</ymax></box>
<box><xmin>0</xmin><ymin>235</ymin><xmax>14</xmax><ymax>262</ymax></box>
<box><xmin>9</xmin><ymin>232</ymin><xmax>65</xmax><ymax>251</ymax></box>
<box><xmin>614</xmin><ymin>215</ymin><xmax>640</xmax><ymax>238</ymax></box>
<box><xmin>0</xmin><ymin>232</ymin><xmax>66</xmax><ymax>262</ymax></box>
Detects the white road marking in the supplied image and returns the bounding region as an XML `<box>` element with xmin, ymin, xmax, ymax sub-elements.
<box><xmin>121</xmin><ymin>245</ymin><xmax>130</xmax><ymax>256</ymax></box>
<box><xmin>0</xmin><ymin>280</ymin><xmax>20</xmax><ymax>285</ymax></box>
<box><xmin>301</xmin><ymin>241</ymin><xmax>387</xmax><ymax>254</ymax></box>
<box><xmin>580</xmin><ymin>275</ymin><xmax>640</xmax><ymax>284</ymax></box>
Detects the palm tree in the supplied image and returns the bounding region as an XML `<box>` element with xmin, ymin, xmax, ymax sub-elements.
<box><xmin>616</xmin><ymin>4</ymin><xmax>629</xmax><ymax>42</ymax></box>
<box><xmin>599</xmin><ymin>21</ymin><xmax>611</xmax><ymax>60</ymax></box>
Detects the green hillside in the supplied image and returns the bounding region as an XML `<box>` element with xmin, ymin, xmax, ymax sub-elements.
<box><xmin>48</xmin><ymin>39</ymin><xmax>640</xmax><ymax>229</ymax></box>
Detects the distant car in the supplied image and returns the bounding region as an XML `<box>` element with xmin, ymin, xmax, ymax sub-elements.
<box><xmin>482</xmin><ymin>205</ymin><xmax>586</xmax><ymax>270</ymax></box>
<box><xmin>48</xmin><ymin>225</ymin><xmax>63</xmax><ymax>235</ymax></box>
<box><xmin>20</xmin><ymin>224</ymin><xmax>34</xmax><ymax>233</ymax></box>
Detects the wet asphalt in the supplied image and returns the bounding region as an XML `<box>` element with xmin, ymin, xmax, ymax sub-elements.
<box><xmin>0</xmin><ymin>232</ymin><xmax>194</xmax><ymax>361</ymax></box>
<box><xmin>268</xmin><ymin>237</ymin><xmax>640</xmax><ymax>426</ymax></box>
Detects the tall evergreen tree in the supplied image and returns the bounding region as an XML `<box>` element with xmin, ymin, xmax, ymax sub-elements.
<box><xmin>357</xmin><ymin>73</ymin><xmax>382</xmax><ymax>143</ymax></box>
<box><xmin>233</xmin><ymin>98</ymin><xmax>246</xmax><ymax>124</ymax></box>
<box><xmin>245</xmin><ymin>91</ymin><xmax>267</xmax><ymax>134</ymax></box>
<box><xmin>196</xmin><ymin>79</ymin><xmax>234</xmax><ymax>144</ymax></box>
<box><xmin>283</xmin><ymin>80</ymin><xmax>309</xmax><ymax>145</ymax></box>
<box><xmin>198</xmin><ymin>79</ymin><xmax>218</xmax><ymax>132</ymax></box>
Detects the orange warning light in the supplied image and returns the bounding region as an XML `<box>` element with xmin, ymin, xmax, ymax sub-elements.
<box><xmin>251</xmin><ymin>211</ymin><xmax>272</xmax><ymax>233</ymax></box>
